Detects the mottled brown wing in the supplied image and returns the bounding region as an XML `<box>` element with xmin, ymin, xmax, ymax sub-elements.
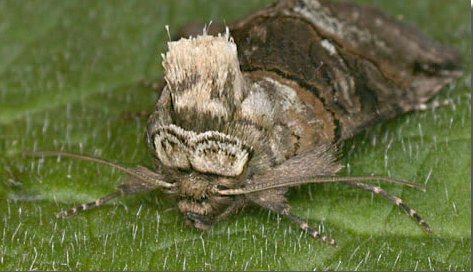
<box><xmin>230</xmin><ymin>0</ymin><xmax>462</xmax><ymax>140</ymax></box>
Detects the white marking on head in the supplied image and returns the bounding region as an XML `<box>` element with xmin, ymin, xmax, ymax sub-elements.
<box><xmin>153</xmin><ymin>124</ymin><xmax>251</xmax><ymax>176</ymax></box>
<box><xmin>153</xmin><ymin>124</ymin><xmax>193</xmax><ymax>169</ymax></box>
<box><xmin>190</xmin><ymin>131</ymin><xmax>251</xmax><ymax>177</ymax></box>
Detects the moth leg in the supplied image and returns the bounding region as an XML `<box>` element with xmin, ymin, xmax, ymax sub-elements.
<box><xmin>56</xmin><ymin>190</ymin><xmax>124</xmax><ymax>218</ymax></box>
<box><xmin>214</xmin><ymin>198</ymin><xmax>248</xmax><ymax>222</ymax></box>
<box><xmin>248</xmin><ymin>190</ymin><xmax>336</xmax><ymax>245</ymax></box>
<box><xmin>349</xmin><ymin>182</ymin><xmax>431</xmax><ymax>232</ymax></box>
<box><xmin>185</xmin><ymin>212</ymin><xmax>214</xmax><ymax>229</ymax></box>
<box><xmin>282</xmin><ymin>209</ymin><xmax>336</xmax><ymax>246</ymax></box>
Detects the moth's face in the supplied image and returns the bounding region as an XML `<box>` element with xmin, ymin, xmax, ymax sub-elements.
<box><xmin>170</xmin><ymin>170</ymin><xmax>241</xmax><ymax>229</ymax></box>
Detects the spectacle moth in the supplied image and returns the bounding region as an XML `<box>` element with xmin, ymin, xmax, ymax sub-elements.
<box><xmin>28</xmin><ymin>0</ymin><xmax>462</xmax><ymax>245</ymax></box>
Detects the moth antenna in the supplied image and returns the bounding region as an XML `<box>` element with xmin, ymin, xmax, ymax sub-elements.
<box><xmin>22</xmin><ymin>150</ymin><xmax>174</xmax><ymax>189</ymax></box>
<box><xmin>349</xmin><ymin>182</ymin><xmax>431</xmax><ymax>232</ymax></box>
<box><xmin>215</xmin><ymin>175</ymin><xmax>425</xmax><ymax>195</ymax></box>
<box><xmin>56</xmin><ymin>191</ymin><xmax>123</xmax><ymax>219</ymax></box>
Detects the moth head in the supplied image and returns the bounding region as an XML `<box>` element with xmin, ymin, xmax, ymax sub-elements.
<box><xmin>162</xmin><ymin>29</ymin><xmax>245</xmax><ymax>120</ymax></box>
<box><xmin>148</xmin><ymin>30</ymin><xmax>252</xmax><ymax>196</ymax></box>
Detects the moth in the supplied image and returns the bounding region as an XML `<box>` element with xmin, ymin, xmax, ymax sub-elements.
<box><xmin>28</xmin><ymin>0</ymin><xmax>462</xmax><ymax>245</ymax></box>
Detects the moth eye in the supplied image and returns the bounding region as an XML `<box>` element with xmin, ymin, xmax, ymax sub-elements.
<box><xmin>189</xmin><ymin>132</ymin><xmax>252</xmax><ymax>177</ymax></box>
<box><xmin>153</xmin><ymin>125</ymin><xmax>194</xmax><ymax>169</ymax></box>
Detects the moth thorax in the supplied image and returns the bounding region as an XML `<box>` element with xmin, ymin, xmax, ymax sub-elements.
<box><xmin>162</xmin><ymin>33</ymin><xmax>244</xmax><ymax>120</ymax></box>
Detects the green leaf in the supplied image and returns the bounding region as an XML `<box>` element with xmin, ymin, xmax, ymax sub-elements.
<box><xmin>0</xmin><ymin>0</ymin><xmax>470</xmax><ymax>270</ymax></box>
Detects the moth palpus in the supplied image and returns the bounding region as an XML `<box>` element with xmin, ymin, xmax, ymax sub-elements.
<box><xmin>27</xmin><ymin>0</ymin><xmax>462</xmax><ymax>245</ymax></box>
